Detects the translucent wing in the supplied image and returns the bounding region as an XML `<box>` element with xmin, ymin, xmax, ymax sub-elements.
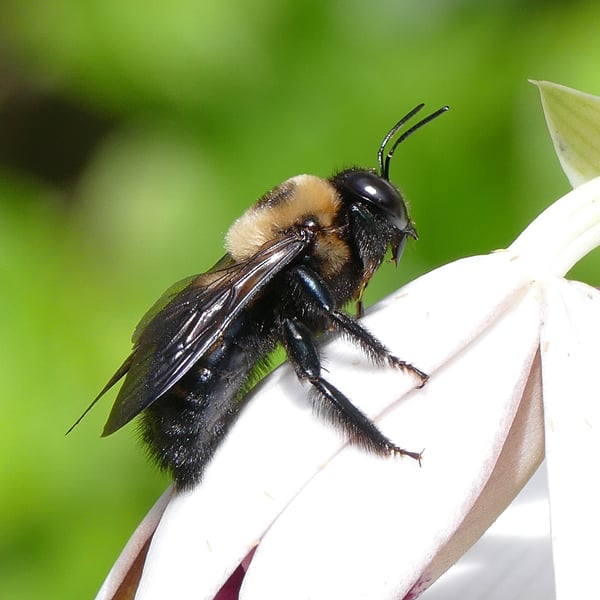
<box><xmin>70</xmin><ymin>235</ymin><xmax>309</xmax><ymax>436</ymax></box>
<box><xmin>130</xmin><ymin>254</ymin><xmax>236</xmax><ymax>344</ymax></box>
<box><xmin>102</xmin><ymin>235</ymin><xmax>310</xmax><ymax>434</ymax></box>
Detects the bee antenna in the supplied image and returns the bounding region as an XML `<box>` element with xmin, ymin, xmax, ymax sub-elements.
<box><xmin>379</xmin><ymin>104</ymin><xmax>449</xmax><ymax>180</ymax></box>
<box><xmin>378</xmin><ymin>104</ymin><xmax>424</xmax><ymax>178</ymax></box>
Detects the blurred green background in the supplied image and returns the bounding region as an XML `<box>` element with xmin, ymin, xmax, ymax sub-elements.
<box><xmin>1</xmin><ymin>1</ymin><xmax>599</xmax><ymax>598</ymax></box>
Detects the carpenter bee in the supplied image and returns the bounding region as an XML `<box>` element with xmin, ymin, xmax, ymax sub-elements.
<box><xmin>70</xmin><ymin>103</ymin><xmax>448</xmax><ymax>490</ymax></box>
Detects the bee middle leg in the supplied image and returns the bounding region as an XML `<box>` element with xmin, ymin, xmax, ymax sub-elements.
<box><xmin>281</xmin><ymin>317</ymin><xmax>421</xmax><ymax>461</ymax></box>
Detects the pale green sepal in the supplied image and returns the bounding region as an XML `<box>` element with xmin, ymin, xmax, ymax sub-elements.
<box><xmin>532</xmin><ymin>80</ymin><xmax>600</xmax><ymax>187</ymax></box>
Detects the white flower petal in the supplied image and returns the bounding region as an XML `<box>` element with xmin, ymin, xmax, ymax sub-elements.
<box><xmin>111</xmin><ymin>251</ymin><xmax>534</xmax><ymax>600</ymax></box>
<box><xmin>419</xmin><ymin>464</ymin><xmax>553</xmax><ymax>600</ymax></box>
<box><xmin>509</xmin><ymin>176</ymin><xmax>600</xmax><ymax>277</ymax></box>
<box><xmin>96</xmin><ymin>487</ymin><xmax>173</xmax><ymax>600</ymax></box>
<box><xmin>413</xmin><ymin>342</ymin><xmax>545</xmax><ymax>598</ymax></box>
<box><xmin>532</xmin><ymin>80</ymin><xmax>600</xmax><ymax>187</ymax></box>
<box><xmin>540</xmin><ymin>279</ymin><xmax>600</xmax><ymax>599</ymax></box>
<box><xmin>240</xmin><ymin>278</ymin><xmax>541</xmax><ymax>600</ymax></box>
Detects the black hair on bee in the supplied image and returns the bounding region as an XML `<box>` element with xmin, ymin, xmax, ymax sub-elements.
<box><xmin>69</xmin><ymin>103</ymin><xmax>448</xmax><ymax>490</ymax></box>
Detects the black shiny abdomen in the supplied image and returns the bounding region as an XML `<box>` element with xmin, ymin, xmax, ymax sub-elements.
<box><xmin>140</xmin><ymin>312</ymin><xmax>274</xmax><ymax>488</ymax></box>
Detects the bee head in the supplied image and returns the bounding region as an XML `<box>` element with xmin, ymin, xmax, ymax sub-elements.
<box><xmin>332</xmin><ymin>104</ymin><xmax>448</xmax><ymax>270</ymax></box>
<box><xmin>333</xmin><ymin>168</ymin><xmax>415</xmax><ymax>239</ymax></box>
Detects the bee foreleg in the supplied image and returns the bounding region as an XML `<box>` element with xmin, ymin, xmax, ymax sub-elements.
<box><xmin>329</xmin><ymin>311</ymin><xmax>428</xmax><ymax>386</ymax></box>
<box><xmin>281</xmin><ymin>317</ymin><xmax>421</xmax><ymax>461</ymax></box>
<box><xmin>291</xmin><ymin>265</ymin><xmax>428</xmax><ymax>386</ymax></box>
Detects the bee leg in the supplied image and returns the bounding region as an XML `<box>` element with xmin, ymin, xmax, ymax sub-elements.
<box><xmin>281</xmin><ymin>317</ymin><xmax>421</xmax><ymax>461</ymax></box>
<box><xmin>329</xmin><ymin>311</ymin><xmax>428</xmax><ymax>386</ymax></box>
<box><xmin>292</xmin><ymin>266</ymin><xmax>428</xmax><ymax>386</ymax></box>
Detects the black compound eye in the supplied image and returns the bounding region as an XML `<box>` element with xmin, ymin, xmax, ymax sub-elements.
<box><xmin>339</xmin><ymin>171</ymin><xmax>409</xmax><ymax>231</ymax></box>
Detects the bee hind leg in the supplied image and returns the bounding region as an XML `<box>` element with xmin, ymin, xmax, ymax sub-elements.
<box><xmin>281</xmin><ymin>317</ymin><xmax>421</xmax><ymax>461</ymax></box>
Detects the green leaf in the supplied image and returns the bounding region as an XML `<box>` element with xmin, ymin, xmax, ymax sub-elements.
<box><xmin>532</xmin><ymin>80</ymin><xmax>600</xmax><ymax>187</ymax></box>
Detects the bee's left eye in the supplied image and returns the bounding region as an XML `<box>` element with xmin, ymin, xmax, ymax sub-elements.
<box><xmin>339</xmin><ymin>170</ymin><xmax>409</xmax><ymax>231</ymax></box>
